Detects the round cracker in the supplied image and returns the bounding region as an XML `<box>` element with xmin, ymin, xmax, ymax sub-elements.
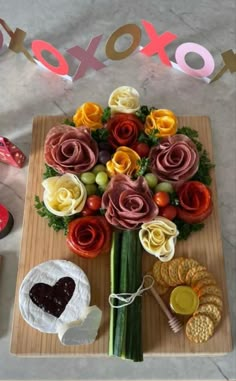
<box><xmin>168</xmin><ymin>257</ymin><xmax>184</xmax><ymax>286</ymax></box>
<box><xmin>160</xmin><ymin>262</ymin><xmax>172</xmax><ymax>286</ymax></box>
<box><xmin>193</xmin><ymin>277</ymin><xmax>217</xmax><ymax>292</ymax></box>
<box><xmin>178</xmin><ymin>258</ymin><xmax>199</xmax><ymax>284</ymax></box>
<box><xmin>186</xmin><ymin>314</ymin><xmax>214</xmax><ymax>343</ymax></box>
<box><xmin>185</xmin><ymin>265</ymin><xmax>206</xmax><ymax>285</ymax></box>
<box><xmin>199</xmin><ymin>294</ymin><xmax>223</xmax><ymax>311</ymax></box>
<box><xmin>153</xmin><ymin>261</ymin><xmax>168</xmax><ymax>287</ymax></box>
<box><xmin>194</xmin><ymin>303</ymin><xmax>221</xmax><ymax>328</ymax></box>
<box><xmin>191</xmin><ymin>270</ymin><xmax>213</xmax><ymax>287</ymax></box>
<box><xmin>153</xmin><ymin>281</ymin><xmax>169</xmax><ymax>296</ymax></box>
<box><xmin>198</xmin><ymin>285</ymin><xmax>223</xmax><ymax>298</ymax></box>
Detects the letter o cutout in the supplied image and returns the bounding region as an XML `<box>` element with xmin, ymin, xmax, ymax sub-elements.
<box><xmin>0</xmin><ymin>30</ymin><xmax>3</xmax><ymax>49</ymax></box>
<box><xmin>175</xmin><ymin>42</ymin><xmax>215</xmax><ymax>78</ymax></box>
<box><xmin>106</xmin><ymin>24</ymin><xmax>141</xmax><ymax>60</ymax></box>
<box><xmin>31</xmin><ymin>40</ymin><xmax>69</xmax><ymax>75</ymax></box>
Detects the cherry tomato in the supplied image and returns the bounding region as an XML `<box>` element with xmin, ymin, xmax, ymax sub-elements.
<box><xmin>86</xmin><ymin>195</ymin><xmax>102</xmax><ymax>211</ymax></box>
<box><xmin>153</xmin><ymin>191</ymin><xmax>170</xmax><ymax>207</ymax></box>
<box><xmin>81</xmin><ymin>206</ymin><xmax>96</xmax><ymax>216</ymax></box>
<box><xmin>132</xmin><ymin>142</ymin><xmax>150</xmax><ymax>158</ymax></box>
<box><xmin>159</xmin><ymin>205</ymin><xmax>177</xmax><ymax>221</ymax></box>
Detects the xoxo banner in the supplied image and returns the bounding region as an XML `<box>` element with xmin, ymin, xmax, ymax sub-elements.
<box><xmin>0</xmin><ymin>18</ymin><xmax>235</xmax><ymax>84</ymax></box>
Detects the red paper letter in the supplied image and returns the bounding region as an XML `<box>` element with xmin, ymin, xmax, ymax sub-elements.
<box><xmin>140</xmin><ymin>20</ymin><xmax>177</xmax><ymax>67</ymax></box>
<box><xmin>67</xmin><ymin>35</ymin><xmax>105</xmax><ymax>81</ymax></box>
<box><xmin>31</xmin><ymin>40</ymin><xmax>69</xmax><ymax>75</ymax></box>
<box><xmin>0</xmin><ymin>30</ymin><xmax>3</xmax><ymax>49</ymax></box>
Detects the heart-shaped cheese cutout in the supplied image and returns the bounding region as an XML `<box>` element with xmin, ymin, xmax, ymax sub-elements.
<box><xmin>29</xmin><ymin>277</ymin><xmax>75</xmax><ymax>318</ymax></box>
<box><xmin>58</xmin><ymin>305</ymin><xmax>102</xmax><ymax>346</ymax></box>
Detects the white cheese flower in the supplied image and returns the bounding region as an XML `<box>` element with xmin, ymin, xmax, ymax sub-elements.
<box><xmin>42</xmin><ymin>174</ymin><xmax>87</xmax><ymax>217</ymax></box>
<box><xmin>108</xmin><ymin>86</ymin><xmax>140</xmax><ymax>114</ymax></box>
<box><xmin>139</xmin><ymin>217</ymin><xmax>179</xmax><ymax>262</ymax></box>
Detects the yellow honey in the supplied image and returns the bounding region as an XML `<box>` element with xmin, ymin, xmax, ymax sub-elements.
<box><xmin>170</xmin><ymin>286</ymin><xmax>199</xmax><ymax>315</ymax></box>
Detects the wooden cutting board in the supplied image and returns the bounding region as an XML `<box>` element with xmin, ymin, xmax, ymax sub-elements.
<box><xmin>11</xmin><ymin>116</ymin><xmax>232</xmax><ymax>356</ymax></box>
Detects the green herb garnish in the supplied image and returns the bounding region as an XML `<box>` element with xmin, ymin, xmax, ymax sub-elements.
<box><xmin>64</xmin><ymin>118</ymin><xmax>75</xmax><ymax>126</ymax></box>
<box><xmin>135</xmin><ymin>105</ymin><xmax>156</xmax><ymax>123</ymax></box>
<box><xmin>43</xmin><ymin>164</ymin><xmax>59</xmax><ymax>179</ymax></box>
<box><xmin>101</xmin><ymin>107</ymin><xmax>111</xmax><ymax>123</ymax></box>
<box><xmin>34</xmin><ymin>195</ymin><xmax>74</xmax><ymax>235</ymax></box>
<box><xmin>135</xmin><ymin>158</ymin><xmax>150</xmax><ymax>177</ymax></box>
<box><xmin>138</xmin><ymin>130</ymin><xmax>160</xmax><ymax>147</ymax></box>
<box><xmin>174</xmin><ymin>218</ymin><xmax>204</xmax><ymax>241</ymax></box>
<box><xmin>91</xmin><ymin>128</ymin><xmax>109</xmax><ymax>143</ymax></box>
<box><xmin>177</xmin><ymin>126</ymin><xmax>214</xmax><ymax>185</ymax></box>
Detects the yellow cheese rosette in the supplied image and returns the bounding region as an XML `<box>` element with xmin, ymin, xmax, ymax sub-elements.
<box><xmin>145</xmin><ymin>109</ymin><xmax>177</xmax><ymax>137</ymax></box>
<box><xmin>108</xmin><ymin>86</ymin><xmax>140</xmax><ymax>114</ymax></box>
<box><xmin>73</xmin><ymin>102</ymin><xmax>103</xmax><ymax>130</ymax></box>
<box><xmin>42</xmin><ymin>174</ymin><xmax>87</xmax><ymax>217</ymax></box>
<box><xmin>139</xmin><ymin>217</ymin><xmax>179</xmax><ymax>261</ymax></box>
<box><xmin>106</xmin><ymin>146</ymin><xmax>141</xmax><ymax>177</ymax></box>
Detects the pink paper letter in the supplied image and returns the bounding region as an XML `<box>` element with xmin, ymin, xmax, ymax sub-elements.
<box><xmin>0</xmin><ymin>30</ymin><xmax>3</xmax><ymax>49</ymax></box>
<box><xmin>175</xmin><ymin>42</ymin><xmax>215</xmax><ymax>77</ymax></box>
<box><xmin>140</xmin><ymin>20</ymin><xmax>177</xmax><ymax>66</ymax></box>
<box><xmin>31</xmin><ymin>40</ymin><xmax>69</xmax><ymax>75</ymax></box>
<box><xmin>67</xmin><ymin>35</ymin><xmax>105</xmax><ymax>81</ymax></box>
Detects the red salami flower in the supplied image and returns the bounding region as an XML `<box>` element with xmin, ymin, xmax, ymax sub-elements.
<box><xmin>107</xmin><ymin>113</ymin><xmax>143</xmax><ymax>149</ymax></box>
<box><xmin>66</xmin><ymin>216</ymin><xmax>111</xmax><ymax>258</ymax></box>
<box><xmin>177</xmin><ymin>181</ymin><xmax>212</xmax><ymax>224</ymax></box>
<box><xmin>101</xmin><ymin>174</ymin><xmax>159</xmax><ymax>230</ymax></box>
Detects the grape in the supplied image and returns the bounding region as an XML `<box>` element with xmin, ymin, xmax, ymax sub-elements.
<box><xmin>98</xmin><ymin>142</ymin><xmax>111</xmax><ymax>151</ymax></box>
<box><xmin>144</xmin><ymin>173</ymin><xmax>158</xmax><ymax>188</ymax></box>
<box><xmin>98</xmin><ymin>183</ymin><xmax>108</xmax><ymax>193</ymax></box>
<box><xmin>80</xmin><ymin>172</ymin><xmax>96</xmax><ymax>185</ymax></box>
<box><xmin>99</xmin><ymin>150</ymin><xmax>111</xmax><ymax>165</ymax></box>
<box><xmin>92</xmin><ymin>164</ymin><xmax>107</xmax><ymax>175</ymax></box>
<box><xmin>95</xmin><ymin>171</ymin><xmax>108</xmax><ymax>186</ymax></box>
<box><xmin>155</xmin><ymin>182</ymin><xmax>174</xmax><ymax>193</ymax></box>
<box><xmin>85</xmin><ymin>183</ymin><xmax>97</xmax><ymax>196</ymax></box>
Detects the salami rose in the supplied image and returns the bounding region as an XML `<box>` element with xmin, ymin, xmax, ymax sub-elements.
<box><xmin>107</xmin><ymin>113</ymin><xmax>143</xmax><ymax>149</ymax></box>
<box><xmin>67</xmin><ymin>216</ymin><xmax>111</xmax><ymax>258</ymax></box>
<box><xmin>102</xmin><ymin>174</ymin><xmax>159</xmax><ymax>230</ymax></box>
<box><xmin>149</xmin><ymin>134</ymin><xmax>199</xmax><ymax>188</ymax></box>
<box><xmin>177</xmin><ymin>181</ymin><xmax>212</xmax><ymax>223</ymax></box>
<box><xmin>44</xmin><ymin>125</ymin><xmax>98</xmax><ymax>174</ymax></box>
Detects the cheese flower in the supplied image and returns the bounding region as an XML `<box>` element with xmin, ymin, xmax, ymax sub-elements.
<box><xmin>145</xmin><ymin>109</ymin><xmax>177</xmax><ymax>137</ymax></box>
<box><xmin>108</xmin><ymin>86</ymin><xmax>140</xmax><ymax>114</ymax></box>
<box><xmin>42</xmin><ymin>174</ymin><xmax>87</xmax><ymax>217</ymax></box>
<box><xmin>73</xmin><ymin>102</ymin><xmax>103</xmax><ymax>130</ymax></box>
<box><xmin>139</xmin><ymin>217</ymin><xmax>179</xmax><ymax>261</ymax></box>
<box><xmin>106</xmin><ymin>146</ymin><xmax>140</xmax><ymax>177</ymax></box>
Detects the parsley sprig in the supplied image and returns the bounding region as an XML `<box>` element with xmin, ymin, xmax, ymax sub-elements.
<box><xmin>64</xmin><ymin>118</ymin><xmax>75</xmax><ymax>127</ymax></box>
<box><xmin>43</xmin><ymin>164</ymin><xmax>59</xmax><ymax>179</ymax></box>
<box><xmin>34</xmin><ymin>196</ymin><xmax>74</xmax><ymax>235</ymax></box>
<box><xmin>138</xmin><ymin>130</ymin><xmax>160</xmax><ymax>147</ymax></box>
<box><xmin>135</xmin><ymin>105</ymin><xmax>156</xmax><ymax>123</ymax></box>
<box><xmin>174</xmin><ymin>218</ymin><xmax>204</xmax><ymax>241</ymax></box>
<box><xmin>135</xmin><ymin>158</ymin><xmax>150</xmax><ymax>177</ymax></box>
<box><xmin>91</xmin><ymin>128</ymin><xmax>109</xmax><ymax>143</ymax></box>
<box><xmin>177</xmin><ymin>126</ymin><xmax>214</xmax><ymax>185</ymax></box>
<box><xmin>101</xmin><ymin>107</ymin><xmax>111</xmax><ymax>123</ymax></box>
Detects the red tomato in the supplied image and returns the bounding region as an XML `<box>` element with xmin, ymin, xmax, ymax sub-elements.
<box><xmin>81</xmin><ymin>206</ymin><xmax>96</xmax><ymax>217</ymax></box>
<box><xmin>153</xmin><ymin>191</ymin><xmax>170</xmax><ymax>207</ymax></box>
<box><xmin>86</xmin><ymin>195</ymin><xmax>102</xmax><ymax>211</ymax></box>
<box><xmin>159</xmin><ymin>205</ymin><xmax>177</xmax><ymax>221</ymax></box>
<box><xmin>132</xmin><ymin>142</ymin><xmax>150</xmax><ymax>158</ymax></box>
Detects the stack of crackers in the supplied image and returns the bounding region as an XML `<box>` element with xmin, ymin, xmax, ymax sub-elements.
<box><xmin>152</xmin><ymin>257</ymin><xmax>223</xmax><ymax>343</ymax></box>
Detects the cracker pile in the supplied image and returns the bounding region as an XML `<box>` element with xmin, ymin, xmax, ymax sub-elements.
<box><xmin>152</xmin><ymin>257</ymin><xmax>223</xmax><ymax>343</ymax></box>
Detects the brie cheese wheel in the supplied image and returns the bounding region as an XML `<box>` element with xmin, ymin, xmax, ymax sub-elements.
<box><xmin>58</xmin><ymin>305</ymin><xmax>102</xmax><ymax>346</ymax></box>
<box><xmin>19</xmin><ymin>260</ymin><xmax>90</xmax><ymax>333</ymax></box>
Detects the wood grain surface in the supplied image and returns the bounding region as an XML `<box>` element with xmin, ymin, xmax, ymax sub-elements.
<box><xmin>11</xmin><ymin>116</ymin><xmax>232</xmax><ymax>356</ymax></box>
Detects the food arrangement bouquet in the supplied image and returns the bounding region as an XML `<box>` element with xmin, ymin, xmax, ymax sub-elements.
<box><xmin>35</xmin><ymin>86</ymin><xmax>215</xmax><ymax>361</ymax></box>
